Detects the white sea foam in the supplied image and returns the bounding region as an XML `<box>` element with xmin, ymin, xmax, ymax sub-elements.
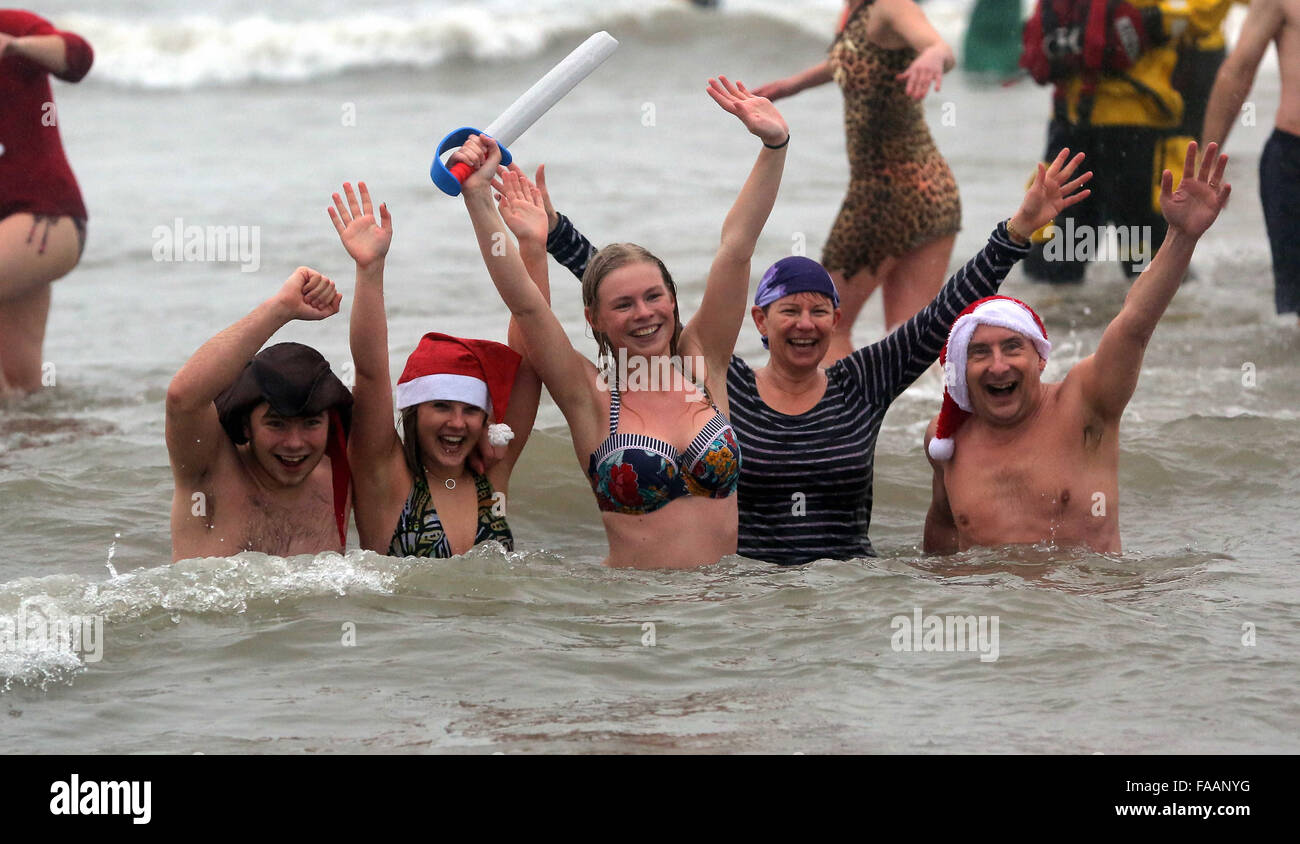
<box><xmin>50</xmin><ymin>0</ymin><xmax>1263</xmax><ymax>90</ymax></box>
<box><xmin>0</xmin><ymin>551</ymin><xmax>402</xmax><ymax>686</ymax></box>
<box><xmin>50</xmin><ymin>0</ymin><xmax>977</xmax><ymax>89</ymax></box>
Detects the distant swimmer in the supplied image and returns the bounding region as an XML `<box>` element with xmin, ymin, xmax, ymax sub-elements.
<box><xmin>1202</xmin><ymin>0</ymin><xmax>1300</xmax><ymax>321</ymax></box>
<box><xmin>922</xmin><ymin>144</ymin><xmax>1231</xmax><ymax>554</ymax></box>
<box><xmin>166</xmin><ymin>269</ymin><xmax>352</xmax><ymax>562</ymax></box>
<box><xmin>0</xmin><ymin>10</ymin><xmax>93</xmax><ymax>397</ymax></box>
<box><xmin>328</xmin><ymin>181</ymin><xmax>544</xmax><ymax>558</ymax></box>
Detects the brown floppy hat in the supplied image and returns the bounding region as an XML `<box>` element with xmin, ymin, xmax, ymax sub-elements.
<box><xmin>215</xmin><ymin>342</ymin><xmax>352</xmax><ymax>445</ymax></box>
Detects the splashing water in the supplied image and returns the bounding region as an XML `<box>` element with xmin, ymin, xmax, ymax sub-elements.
<box><xmin>105</xmin><ymin>533</ymin><xmax>120</xmax><ymax>579</ymax></box>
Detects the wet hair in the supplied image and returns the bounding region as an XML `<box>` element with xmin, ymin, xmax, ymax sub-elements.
<box><xmin>581</xmin><ymin>243</ymin><xmax>683</xmax><ymax>368</ymax></box>
<box><xmin>400</xmin><ymin>406</ymin><xmax>423</xmax><ymax>479</ymax></box>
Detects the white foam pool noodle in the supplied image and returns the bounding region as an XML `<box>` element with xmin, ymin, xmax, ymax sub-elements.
<box><xmin>484</xmin><ymin>31</ymin><xmax>619</xmax><ymax>148</ymax></box>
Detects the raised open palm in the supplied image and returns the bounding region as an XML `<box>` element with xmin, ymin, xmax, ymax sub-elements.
<box><xmin>328</xmin><ymin>181</ymin><xmax>392</xmax><ymax>268</ymax></box>
<box><xmin>706</xmin><ymin>76</ymin><xmax>789</xmax><ymax>147</ymax></box>
<box><xmin>1161</xmin><ymin>142</ymin><xmax>1230</xmax><ymax>239</ymax></box>
<box><xmin>1016</xmin><ymin>148</ymin><xmax>1093</xmax><ymax>233</ymax></box>
<box><xmin>492</xmin><ymin>164</ymin><xmax>549</xmax><ymax>244</ymax></box>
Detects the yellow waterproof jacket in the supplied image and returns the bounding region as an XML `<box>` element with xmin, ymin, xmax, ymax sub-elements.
<box><xmin>1061</xmin><ymin>0</ymin><xmax>1225</xmax><ymax>126</ymax></box>
<box><xmin>1191</xmin><ymin>0</ymin><xmax>1247</xmax><ymax>50</ymax></box>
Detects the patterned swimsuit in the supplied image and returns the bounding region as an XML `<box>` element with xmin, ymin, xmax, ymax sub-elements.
<box><xmin>821</xmin><ymin>0</ymin><xmax>961</xmax><ymax>277</ymax></box>
<box><xmin>388</xmin><ymin>471</ymin><xmax>512</xmax><ymax>558</ymax></box>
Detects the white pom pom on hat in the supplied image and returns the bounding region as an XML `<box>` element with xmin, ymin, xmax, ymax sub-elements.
<box><xmin>487</xmin><ymin>423</ymin><xmax>515</xmax><ymax>448</ymax></box>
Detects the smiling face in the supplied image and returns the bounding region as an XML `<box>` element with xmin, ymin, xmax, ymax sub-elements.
<box><xmin>415</xmin><ymin>400</ymin><xmax>486</xmax><ymax>472</ymax></box>
<box><xmin>755</xmin><ymin>291</ymin><xmax>839</xmax><ymax>368</ymax></box>
<box><xmin>244</xmin><ymin>403</ymin><xmax>330</xmax><ymax>487</ymax></box>
<box><xmin>964</xmin><ymin>324</ymin><xmax>1046</xmax><ymax>425</ymax></box>
<box><xmin>586</xmin><ymin>260</ymin><xmax>678</xmax><ymax>359</ymax></box>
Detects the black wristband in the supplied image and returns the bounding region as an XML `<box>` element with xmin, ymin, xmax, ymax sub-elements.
<box><xmin>764</xmin><ymin>134</ymin><xmax>790</xmax><ymax>150</ymax></box>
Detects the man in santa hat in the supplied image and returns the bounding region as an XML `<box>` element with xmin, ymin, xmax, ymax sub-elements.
<box><xmin>166</xmin><ymin>267</ymin><xmax>352</xmax><ymax>562</ymax></box>
<box><xmin>924</xmin><ymin>142</ymin><xmax>1231</xmax><ymax>553</ymax></box>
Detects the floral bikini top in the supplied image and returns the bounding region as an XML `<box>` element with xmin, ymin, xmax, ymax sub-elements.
<box><xmin>586</xmin><ymin>386</ymin><xmax>741</xmax><ymax>515</ymax></box>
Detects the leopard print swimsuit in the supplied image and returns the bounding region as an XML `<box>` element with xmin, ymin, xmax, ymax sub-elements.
<box><xmin>821</xmin><ymin>0</ymin><xmax>961</xmax><ymax>277</ymax></box>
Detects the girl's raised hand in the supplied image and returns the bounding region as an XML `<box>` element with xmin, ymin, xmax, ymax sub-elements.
<box><xmin>328</xmin><ymin>181</ymin><xmax>392</xmax><ymax>270</ymax></box>
<box><xmin>491</xmin><ymin>164</ymin><xmax>549</xmax><ymax>244</ymax></box>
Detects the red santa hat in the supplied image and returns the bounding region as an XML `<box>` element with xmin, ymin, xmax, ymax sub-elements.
<box><xmin>928</xmin><ymin>296</ymin><xmax>1052</xmax><ymax>461</ymax></box>
<box><xmin>395</xmin><ymin>333</ymin><xmax>522</xmax><ymax>447</ymax></box>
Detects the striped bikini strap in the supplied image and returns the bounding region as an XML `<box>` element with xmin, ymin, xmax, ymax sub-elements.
<box><xmin>608</xmin><ymin>386</ymin><xmax>621</xmax><ymax>434</ymax></box>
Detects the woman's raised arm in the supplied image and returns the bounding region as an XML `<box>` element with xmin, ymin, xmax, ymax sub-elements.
<box><xmin>458</xmin><ymin>136</ymin><xmax>601</xmax><ymax>441</ymax></box>
<box><xmin>682</xmin><ymin>77</ymin><xmax>788</xmax><ymax>381</ymax></box>
<box><xmin>329</xmin><ymin>181</ymin><xmax>402</xmax><ymax>469</ymax></box>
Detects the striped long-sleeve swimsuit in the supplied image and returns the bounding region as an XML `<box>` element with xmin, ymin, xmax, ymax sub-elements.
<box><xmin>545</xmin><ymin>214</ymin><xmax>1029</xmax><ymax>564</ymax></box>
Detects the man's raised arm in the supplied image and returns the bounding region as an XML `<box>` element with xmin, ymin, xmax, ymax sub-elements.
<box><xmin>165</xmin><ymin>268</ymin><xmax>341</xmax><ymax>482</ymax></box>
<box><xmin>1075</xmin><ymin>144</ymin><xmax>1231</xmax><ymax>420</ymax></box>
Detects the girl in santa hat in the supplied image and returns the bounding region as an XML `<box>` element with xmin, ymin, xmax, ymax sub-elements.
<box><xmin>455</xmin><ymin>77</ymin><xmax>787</xmax><ymax>568</ymax></box>
<box><xmin>329</xmin><ymin>181</ymin><xmax>547</xmax><ymax>558</ymax></box>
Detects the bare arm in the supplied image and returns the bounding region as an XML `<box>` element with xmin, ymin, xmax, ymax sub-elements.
<box><xmin>490</xmin><ymin>165</ymin><xmax>553</xmax><ymax>478</ymax></box>
<box><xmin>751</xmin><ymin>61</ymin><xmax>834</xmax><ymax>101</ymax></box>
<box><xmin>879</xmin><ymin>0</ymin><xmax>955</xmax><ymax>99</ymax></box>
<box><xmin>458</xmin><ymin>136</ymin><xmax>599</xmax><ymax>439</ymax></box>
<box><xmin>682</xmin><ymin>77</ymin><xmax>789</xmax><ymax>384</ymax></box>
<box><xmin>1075</xmin><ymin>143</ymin><xmax>1231</xmax><ymax>420</ymax></box>
<box><xmin>493</xmin><ymin>163</ymin><xmax>555</xmax><ymax>355</ymax></box>
<box><xmin>923</xmin><ymin>419</ymin><xmax>959</xmax><ymax>554</ymax></box>
<box><xmin>0</xmin><ymin>29</ymin><xmax>92</xmax><ymax>81</ymax></box>
<box><xmin>165</xmin><ymin>268</ymin><xmax>342</xmax><ymax>482</ymax></box>
<box><xmin>329</xmin><ymin>181</ymin><xmax>403</xmax><ymax>472</ymax></box>
<box><xmin>1202</xmin><ymin>0</ymin><xmax>1284</xmax><ymax>148</ymax></box>
<box><xmin>0</xmin><ymin>34</ymin><xmax>66</xmax><ymax>73</ymax></box>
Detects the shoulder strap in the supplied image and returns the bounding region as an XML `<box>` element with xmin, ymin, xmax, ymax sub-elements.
<box><xmin>608</xmin><ymin>387</ymin><xmax>621</xmax><ymax>434</ymax></box>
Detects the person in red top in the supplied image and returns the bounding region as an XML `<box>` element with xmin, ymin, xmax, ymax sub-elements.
<box><xmin>0</xmin><ymin>10</ymin><xmax>93</xmax><ymax>396</ymax></box>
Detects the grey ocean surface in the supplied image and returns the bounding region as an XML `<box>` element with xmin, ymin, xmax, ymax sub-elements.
<box><xmin>1</xmin><ymin>0</ymin><xmax>1297</xmax><ymax>752</ymax></box>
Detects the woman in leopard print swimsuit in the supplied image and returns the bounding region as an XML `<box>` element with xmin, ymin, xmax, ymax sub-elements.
<box><xmin>755</xmin><ymin>0</ymin><xmax>960</xmax><ymax>363</ymax></box>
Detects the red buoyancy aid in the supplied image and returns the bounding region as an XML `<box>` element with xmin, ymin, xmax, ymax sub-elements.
<box><xmin>1021</xmin><ymin>0</ymin><xmax>1168</xmax><ymax>122</ymax></box>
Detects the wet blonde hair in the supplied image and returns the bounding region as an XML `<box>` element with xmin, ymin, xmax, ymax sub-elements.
<box><xmin>581</xmin><ymin>243</ymin><xmax>683</xmax><ymax>368</ymax></box>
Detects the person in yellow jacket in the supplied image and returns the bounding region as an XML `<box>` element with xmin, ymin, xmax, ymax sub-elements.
<box><xmin>1021</xmin><ymin>0</ymin><xmax>1226</xmax><ymax>282</ymax></box>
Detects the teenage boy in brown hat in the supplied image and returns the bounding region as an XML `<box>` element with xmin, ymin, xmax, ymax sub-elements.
<box><xmin>166</xmin><ymin>267</ymin><xmax>352</xmax><ymax>561</ymax></box>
